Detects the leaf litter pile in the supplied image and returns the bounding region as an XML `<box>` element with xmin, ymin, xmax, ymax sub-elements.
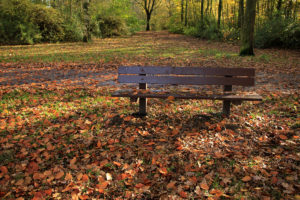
<box><xmin>0</xmin><ymin>32</ymin><xmax>299</xmax><ymax>199</ymax></box>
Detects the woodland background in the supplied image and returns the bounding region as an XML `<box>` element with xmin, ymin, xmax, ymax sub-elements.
<box><xmin>0</xmin><ymin>0</ymin><xmax>299</xmax><ymax>49</ymax></box>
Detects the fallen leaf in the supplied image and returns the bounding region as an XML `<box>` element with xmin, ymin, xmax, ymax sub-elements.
<box><xmin>242</xmin><ymin>176</ymin><xmax>252</xmax><ymax>182</ymax></box>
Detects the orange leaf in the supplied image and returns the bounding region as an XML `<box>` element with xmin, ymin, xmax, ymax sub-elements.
<box><xmin>82</xmin><ymin>174</ymin><xmax>89</xmax><ymax>182</ymax></box>
<box><xmin>135</xmin><ymin>183</ymin><xmax>145</xmax><ymax>188</ymax></box>
<box><xmin>200</xmin><ymin>182</ymin><xmax>209</xmax><ymax>190</ymax></box>
<box><xmin>158</xmin><ymin>167</ymin><xmax>168</xmax><ymax>175</ymax></box>
<box><xmin>279</xmin><ymin>135</ymin><xmax>287</xmax><ymax>140</ymax></box>
<box><xmin>55</xmin><ymin>171</ymin><xmax>65</xmax><ymax>180</ymax></box>
<box><xmin>97</xmin><ymin>140</ymin><xmax>102</xmax><ymax>148</ymax></box>
<box><xmin>0</xmin><ymin>166</ymin><xmax>8</xmax><ymax>174</ymax></box>
<box><xmin>179</xmin><ymin>191</ymin><xmax>188</xmax><ymax>198</ymax></box>
<box><xmin>79</xmin><ymin>195</ymin><xmax>89</xmax><ymax>200</ymax></box>
<box><xmin>242</xmin><ymin>176</ymin><xmax>252</xmax><ymax>182</ymax></box>
<box><xmin>167</xmin><ymin>96</ymin><xmax>175</xmax><ymax>101</ymax></box>
<box><xmin>113</xmin><ymin>161</ymin><xmax>121</xmax><ymax>167</ymax></box>
<box><xmin>216</xmin><ymin>125</ymin><xmax>222</xmax><ymax>132</ymax></box>
<box><xmin>70</xmin><ymin>157</ymin><xmax>77</xmax><ymax>165</ymax></box>
<box><xmin>44</xmin><ymin>188</ymin><xmax>52</xmax><ymax>195</ymax></box>
<box><xmin>65</xmin><ymin>173</ymin><xmax>72</xmax><ymax>181</ymax></box>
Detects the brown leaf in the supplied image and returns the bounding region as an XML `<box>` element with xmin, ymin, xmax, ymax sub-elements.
<box><xmin>55</xmin><ymin>170</ymin><xmax>65</xmax><ymax>180</ymax></box>
<box><xmin>242</xmin><ymin>176</ymin><xmax>252</xmax><ymax>182</ymax></box>
<box><xmin>200</xmin><ymin>179</ymin><xmax>209</xmax><ymax>190</ymax></box>
<box><xmin>70</xmin><ymin>157</ymin><xmax>77</xmax><ymax>165</ymax></box>
<box><xmin>167</xmin><ymin>181</ymin><xmax>176</xmax><ymax>190</ymax></box>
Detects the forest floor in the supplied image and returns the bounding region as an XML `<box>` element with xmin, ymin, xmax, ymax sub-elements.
<box><xmin>0</xmin><ymin>31</ymin><xmax>299</xmax><ymax>200</ymax></box>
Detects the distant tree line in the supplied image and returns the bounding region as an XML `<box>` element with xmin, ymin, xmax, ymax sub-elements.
<box><xmin>0</xmin><ymin>0</ymin><xmax>299</xmax><ymax>51</ymax></box>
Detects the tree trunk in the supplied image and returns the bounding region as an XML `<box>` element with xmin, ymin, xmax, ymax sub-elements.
<box><xmin>146</xmin><ymin>13</ymin><xmax>151</xmax><ymax>31</ymax></box>
<box><xmin>240</xmin><ymin>0</ymin><xmax>257</xmax><ymax>56</ymax></box>
<box><xmin>185</xmin><ymin>0</ymin><xmax>188</xmax><ymax>26</ymax></box>
<box><xmin>238</xmin><ymin>0</ymin><xmax>244</xmax><ymax>28</ymax></box>
<box><xmin>201</xmin><ymin>0</ymin><xmax>204</xmax><ymax>21</ymax></box>
<box><xmin>217</xmin><ymin>0</ymin><xmax>222</xmax><ymax>29</ymax></box>
<box><xmin>277</xmin><ymin>0</ymin><xmax>282</xmax><ymax>11</ymax></box>
<box><xmin>181</xmin><ymin>0</ymin><xmax>184</xmax><ymax>24</ymax></box>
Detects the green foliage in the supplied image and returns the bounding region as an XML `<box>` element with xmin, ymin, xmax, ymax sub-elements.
<box><xmin>63</xmin><ymin>19</ymin><xmax>84</xmax><ymax>42</ymax></box>
<box><xmin>186</xmin><ymin>16</ymin><xmax>222</xmax><ymax>41</ymax></box>
<box><xmin>255</xmin><ymin>15</ymin><xmax>300</xmax><ymax>49</ymax></box>
<box><xmin>0</xmin><ymin>0</ymin><xmax>41</xmax><ymax>44</ymax></box>
<box><xmin>97</xmin><ymin>15</ymin><xmax>127</xmax><ymax>38</ymax></box>
<box><xmin>0</xmin><ymin>0</ymin><xmax>67</xmax><ymax>44</ymax></box>
<box><xmin>31</xmin><ymin>4</ymin><xmax>65</xmax><ymax>42</ymax></box>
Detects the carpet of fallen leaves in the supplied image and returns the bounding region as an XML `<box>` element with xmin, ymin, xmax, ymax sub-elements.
<box><xmin>0</xmin><ymin>31</ymin><xmax>299</xmax><ymax>200</ymax></box>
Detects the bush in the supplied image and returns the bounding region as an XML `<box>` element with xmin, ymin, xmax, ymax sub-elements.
<box><xmin>189</xmin><ymin>16</ymin><xmax>222</xmax><ymax>40</ymax></box>
<box><xmin>0</xmin><ymin>0</ymin><xmax>41</xmax><ymax>44</ymax></box>
<box><xmin>0</xmin><ymin>0</ymin><xmax>67</xmax><ymax>44</ymax></box>
<box><xmin>97</xmin><ymin>15</ymin><xmax>127</xmax><ymax>38</ymax></box>
<box><xmin>255</xmin><ymin>15</ymin><xmax>300</xmax><ymax>49</ymax></box>
<box><xmin>63</xmin><ymin>19</ymin><xmax>84</xmax><ymax>42</ymax></box>
<box><xmin>31</xmin><ymin>5</ymin><xmax>65</xmax><ymax>42</ymax></box>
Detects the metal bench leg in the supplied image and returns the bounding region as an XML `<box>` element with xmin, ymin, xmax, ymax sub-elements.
<box><xmin>223</xmin><ymin>100</ymin><xmax>231</xmax><ymax>116</ymax></box>
<box><xmin>139</xmin><ymin>98</ymin><xmax>147</xmax><ymax>115</ymax></box>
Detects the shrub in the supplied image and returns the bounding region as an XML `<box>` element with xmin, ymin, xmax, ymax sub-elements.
<box><xmin>191</xmin><ymin>16</ymin><xmax>222</xmax><ymax>40</ymax></box>
<box><xmin>97</xmin><ymin>15</ymin><xmax>127</xmax><ymax>38</ymax></box>
<box><xmin>0</xmin><ymin>0</ymin><xmax>41</xmax><ymax>44</ymax></box>
<box><xmin>255</xmin><ymin>15</ymin><xmax>300</xmax><ymax>49</ymax></box>
<box><xmin>31</xmin><ymin>4</ymin><xmax>65</xmax><ymax>42</ymax></box>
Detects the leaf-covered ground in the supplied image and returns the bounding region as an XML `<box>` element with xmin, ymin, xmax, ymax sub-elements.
<box><xmin>0</xmin><ymin>31</ymin><xmax>299</xmax><ymax>200</ymax></box>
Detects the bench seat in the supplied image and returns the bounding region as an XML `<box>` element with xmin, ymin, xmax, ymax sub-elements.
<box><xmin>112</xmin><ymin>89</ymin><xmax>262</xmax><ymax>101</ymax></box>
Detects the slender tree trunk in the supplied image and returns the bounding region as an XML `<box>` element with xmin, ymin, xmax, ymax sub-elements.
<box><xmin>185</xmin><ymin>0</ymin><xmax>188</xmax><ymax>26</ymax></box>
<box><xmin>206</xmin><ymin>0</ymin><xmax>209</xmax><ymax>14</ymax></box>
<box><xmin>240</xmin><ymin>0</ymin><xmax>257</xmax><ymax>56</ymax></box>
<box><xmin>181</xmin><ymin>0</ymin><xmax>184</xmax><ymax>24</ymax></box>
<box><xmin>201</xmin><ymin>0</ymin><xmax>204</xmax><ymax>21</ymax></box>
<box><xmin>217</xmin><ymin>0</ymin><xmax>222</xmax><ymax>29</ymax></box>
<box><xmin>277</xmin><ymin>0</ymin><xmax>282</xmax><ymax>11</ymax></box>
<box><xmin>238</xmin><ymin>0</ymin><xmax>244</xmax><ymax>28</ymax></box>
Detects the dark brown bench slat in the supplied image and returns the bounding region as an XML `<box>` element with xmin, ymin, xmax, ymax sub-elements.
<box><xmin>119</xmin><ymin>66</ymin><xmax>255</xmax><ymax>77</ymax></box>
<box><xmin>118</xmin><ymin>75</ymin><xmax>255</xmax><ymax>86</ymax></box>
<box><xmin>111</xmin><ymin>90</ymin><xmax>262</xmax><ymax>101</ymax></box>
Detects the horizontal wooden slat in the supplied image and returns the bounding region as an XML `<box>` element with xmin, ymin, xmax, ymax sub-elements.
<box><xmin>111</xmin><ymin>90</ymin><xmax>262</xmax><ymax>101</ymax></box>
<box><xmin>119</xmin><ymin>66</ymin><xmax>255</xmax><ymax>76</ymax></box>
<box><xmin>118</xmin><ymin>75</ymin><xmax>255</xmax><ymax>86</ymax></box>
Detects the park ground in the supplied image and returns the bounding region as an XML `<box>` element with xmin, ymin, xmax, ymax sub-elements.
<box><xmin>0</xmin><ymin>31</ymin><xmax>299</xmax><ymax>199</ymax></box>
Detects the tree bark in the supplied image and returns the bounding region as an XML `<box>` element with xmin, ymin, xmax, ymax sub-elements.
<box><xmin>185</xmin><ymin>0</ymin><xmax>188</xmax><ymax>26</ymax></box>
<box><xmin>238</xmin><ymin>0</ymin><xmax>244</xmax><ymax>28</ymax></box>
<box><xmin>201</xmin><ymin>0</ymin><xmax>204</xmax><ymax>21</ymax></box>
<box><xmin>240</xmin><ymin>0</ymin><xmax>257</xmax><ymax>56</ymax></box>
<box><xmin>217</xmin><ymin>0</ymin><xmax>222</xmax><ymax>29</ymax></box>
<box><xmin>146</xmin><ymin>13</ymin><xmax>151</xmax><ymax>31</ymax></box>
<box><xmin>181</xmin><ymin>0</ymin><xmax>184</xmax><ymax>24</ymax></box>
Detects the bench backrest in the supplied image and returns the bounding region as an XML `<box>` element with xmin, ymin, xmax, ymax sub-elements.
<box><xmin>118</xmin><ymin>66</ymin><xmax>255</xmax><ymax>86</ymax></box>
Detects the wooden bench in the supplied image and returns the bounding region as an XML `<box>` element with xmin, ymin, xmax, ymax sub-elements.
<box><xmin>111</xmin><ymin>66</ymin><xmax>262</xmax><ymax>116</ymax></box>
